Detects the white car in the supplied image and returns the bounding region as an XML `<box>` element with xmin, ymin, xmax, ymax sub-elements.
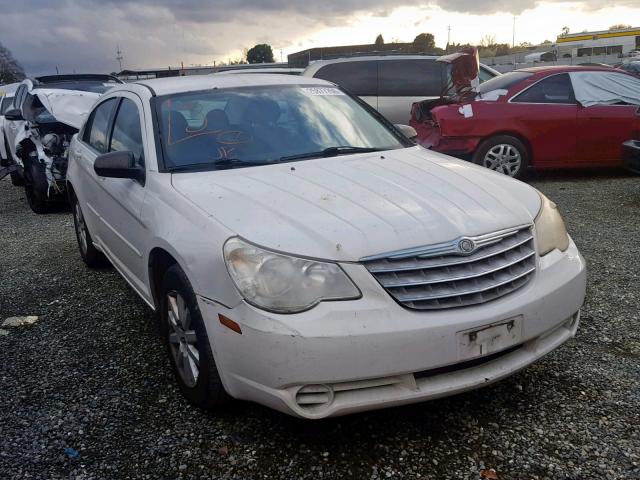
<box><xmin>0</xmin><ymin>83</ymin><xmax>21</xmax><ymax>185</ymax></box>
<box><xmin>67</xmin><ymin>74</ymin><xmax>586</xmax><ymax>419</ymax></box>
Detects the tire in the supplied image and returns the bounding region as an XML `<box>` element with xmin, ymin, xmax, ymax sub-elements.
<box><xmin>3</xmin><ymin>134</ymin><xmax>24</xmax><ymax>186</ymax></box>
<box><xmin>160</xmin><ymin>265</ymin><xmax>230</xmax><ymax>410</ymax></box>
<box><xmin>23</xmin><ymin>160</ymin><xmax>50</xmax><ymax>213</ymax></box>
<box><xmin>10</xmin><ymin>170</ymin><xmax>24</xmax><ymax>187</ymax></box>
<box><xmin>71</xmin><ymin>193</ymin><xmax>109</xmax><ymax>268</ymax></box>
<box><xmin>472</xmin><ymin>135</ymin><xmax>530</xmax><ymax>180</ymax></box>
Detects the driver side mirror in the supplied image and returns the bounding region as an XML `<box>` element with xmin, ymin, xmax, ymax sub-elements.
<box><xmin>94</xmin><ymin>150</ymin><xmax>145</xmax><ymax>184</ymax></box>
<box><xmin>394</xmin><ymin>124</ymin><xmax>418</xmax><ymax>140</ymax></box>
<box><xmin>4</xmin><ymin>108</ymin><xmax>23</xmax><ymax>121</ymax></box>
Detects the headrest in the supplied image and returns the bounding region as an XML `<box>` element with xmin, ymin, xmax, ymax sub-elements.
<box><xmin>205</xmin><ymin>109</ymin><xmax>230</xmax><ymax>131</ymax></box>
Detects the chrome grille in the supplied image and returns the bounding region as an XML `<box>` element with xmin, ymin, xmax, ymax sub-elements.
<box><xmin>362</xmin><ymin>225</ymin><xmax>536</xmax><ymax>310</ymax></box>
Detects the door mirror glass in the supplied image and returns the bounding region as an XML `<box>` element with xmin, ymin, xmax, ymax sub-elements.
<box><xmin>94</xmin><ymin>150</ymin><xmax>145</xmax><ymax>183</ymax></box>
<box><xmin>4</xmin><ymin>108</ymin><xmax>23</xmax><ymax>121</ymax></box>
<box><xmin>394</xmin><ymin>124</ymin><xmax>418</xmax><ymax>140</ymax></box>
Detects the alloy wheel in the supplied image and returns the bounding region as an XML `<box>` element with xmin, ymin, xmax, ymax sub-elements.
<box><xmin>483</xmin><ymin>144</ymin><xmax>522</xmax><ymax>177</ymax></box>
<box><xmin>166</xmin><ymin>291</ymin><xmax>200</xmax><ymax>388</ymax></box>
<box><xmin>74</xmin><ymin>202</ymin><xmax>88</xmax><ymax>255</ymax></box>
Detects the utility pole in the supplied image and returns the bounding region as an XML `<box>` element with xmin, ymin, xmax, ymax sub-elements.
<box><xmin>280</xmin><ymin>49</ymin><xmax>283</xmax><ymax>63</ymax></box>
<box><xmin>116</xmin><ymin>45</ymin><xmax>124</xmax><ymax>71</ymax></box>
<box><xmin>512</xmin><ymin>16</ymin><xmax>516</xmax><ymax>48</ymax></box>
<box><xmin>447</xmin><ymin>25</ymin><xmax>451</xmax><ymax>50</ymax></box>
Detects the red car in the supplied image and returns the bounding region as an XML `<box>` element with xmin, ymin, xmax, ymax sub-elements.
<box><xmin>411</xmin><ymin>66</ymin><xmax>640</xmax><ymax>179</ymax></box>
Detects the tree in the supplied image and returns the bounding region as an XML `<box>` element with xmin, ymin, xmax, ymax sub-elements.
<box><xmin>246</xmin><ymin>44</ymin><xmax>275</xmax><ymax>64</ymax></box>
<box><xmin>479</xmin><ymin>34</ymin><xmax>497</xmax><ymax>48</ymax></box>
<box><xmin>375</xmin><ymin>34</ymin><xmax>384</xmax><ymax>46</ymax></box>
<box><xmin>0</xmin><ymin>42</ymin><xmax>25</xmax><ymax>84</ymax></box>
<box><xmin>609</xmin><ymin>24</ymin><xmax>631</xmax><ymax>30</ymax></box>
<box><xmin>413</xmin><ymin>33</ymin><xmax>436</xmax><ymax>51</ymax></box>
<box><xmin>561</xmin><ymin>26</ymin><xmax>570</xmax><ymax>36</ymax></box>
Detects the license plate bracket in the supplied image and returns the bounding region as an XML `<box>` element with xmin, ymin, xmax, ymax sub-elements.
<box><xmin>457</xmin><ymin>316</ymin><xmax>523</xmax><ymax>361</ymax></box>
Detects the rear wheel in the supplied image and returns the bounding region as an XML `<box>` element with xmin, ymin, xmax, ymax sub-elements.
<box><xmin>71</xmin><ymin>193</ymin><xmax>109</xmax><ymax>268</ymax></box>
<box><xmin>160</xmin><ymin>265</ymin><xmax>230</xmax><ymax>410</ymax></box>
<box><xmin>473</xmin><ymin>135</ymin><xmax>529</xmax><ymax>180</ymax></box>
<box><xmin>3</xmin><ymin>134</ymin><xmax>24</xmax><ymax>186</ymax></box>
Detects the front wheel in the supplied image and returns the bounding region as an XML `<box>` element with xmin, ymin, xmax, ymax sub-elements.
<box><xmin>160</xmin><ymin>265</ymin><xmax>230</xmax><ymax>410</ymax></box>
<box><xmin>23</xmin><ymin>161</ymin><xmax>50</xmax><ymax>213</ymax></box>
<box><xmin>473</xmin><ymin>135</ymin><xmax>530</xmax><ymax>180</ymax></box>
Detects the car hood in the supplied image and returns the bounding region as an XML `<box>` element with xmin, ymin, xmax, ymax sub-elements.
<box><xmin>33</xmin><ymin>89</ymin><xmax>101</xmax><ymax>129</ymax></box>
<box><xmin>171</xmin><ymin>147</ymin><xmax>541</xmax><ymax>262</ymax></box>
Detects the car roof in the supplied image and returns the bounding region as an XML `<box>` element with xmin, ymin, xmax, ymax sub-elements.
<box><xmin>517</xmin><ymin>65</ymin><xmax>617</xmax><ymax>74</ymax></box>
<box><xmin>303</xmin><ymin>55</ymin><xmax>499</xmax><ymax>76</ymax></box>
<box><xmin>134</xmin><ymin>73</ymin><xmax>332</xmax><ymax>96</ymax></box>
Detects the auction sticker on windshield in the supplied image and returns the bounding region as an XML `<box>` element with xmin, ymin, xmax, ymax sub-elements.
<box><xmin>301</xmin><ymin>87</ymin><xmax>344</xmax><ymax>96</ymax></box>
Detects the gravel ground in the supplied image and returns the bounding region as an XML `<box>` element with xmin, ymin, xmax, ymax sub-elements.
<box><xmin>1</xmin><ymin>170</ymin><xmax>639</xmax><ymax>480</ymax></box>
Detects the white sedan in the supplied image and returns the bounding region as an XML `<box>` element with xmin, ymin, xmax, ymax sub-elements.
<box><xmin>66</xmin><ymin>74</ymin><xmax>586</xmax><ymax>419</ymax></box>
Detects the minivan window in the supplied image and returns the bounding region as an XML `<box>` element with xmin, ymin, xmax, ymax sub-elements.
<box><xmin>378</xmin><ymin>60</ymin><xmax>443</xmax><ymax>97</ymax></box>
<box><xmin>157</xmin><ymin>85</ymin><xmax>406</xmax><ymax>171</ymax></box>
<box><xmin>110</xmin><ymin>98</ymin><xmax>145</xmax><ymax>167</ymax></box>
<box><xmin>314</xmin><ymin>61</ymin><xmax>377</xmax><ymax>96</ymax></box>
<box><xmin>85</xmin><ymin>98</ymin><xmax>117</xmax><ymax>153</ymax></box>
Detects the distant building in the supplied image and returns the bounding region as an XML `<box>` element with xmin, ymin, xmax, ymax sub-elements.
<box><xmin>555</xmin><ymin>27</ymin><xmax>640</xmax><ymax>58</ymax></box>
<box><xmin>288</xmin><ymin>43</ymin><xmax>441</xmax><ymax>68</ymax></box>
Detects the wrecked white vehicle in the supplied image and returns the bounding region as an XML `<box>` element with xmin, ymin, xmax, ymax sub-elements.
<box><xmin>0</xmin><ymin>82</ymin><xmax>20</xmax><ymax>185</ymax></box>
<box><xmin>2</xmin><ymin>75</ymin><xmax>122</xmax><ymax>212</ymax></box>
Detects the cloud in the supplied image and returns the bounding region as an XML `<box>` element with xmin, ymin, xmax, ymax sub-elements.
<box><xmin>0</xmin><ymin>0</ymin><xmax>636</xmax><ymax>76</ymax></box>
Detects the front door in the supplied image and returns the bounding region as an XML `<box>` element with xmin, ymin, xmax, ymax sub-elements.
<box><xmin>80</xmin><ymin>94</ymin><xmax>151</xmax><ymax>300</ymax></box>
<box><xmin>509</xmin><ymin>73</ymin><xmax>579</xmax><ymax>166</ymax></box>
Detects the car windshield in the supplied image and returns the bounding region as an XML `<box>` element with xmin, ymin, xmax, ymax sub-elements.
<box><xmin>476</xmin><ymin>71</ymin><xmax>533</xmax><ymax>95</ymax></box>
<box><xmin>156</xmin><ymin>84</ymin><xmax>407</xmax><ymax>171</ymax></box>
<box><xmin>34</xmin><ymin>81</ymin><xmax>117</xmax><ymax>94</ymax></box>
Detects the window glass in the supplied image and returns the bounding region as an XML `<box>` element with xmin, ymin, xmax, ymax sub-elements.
<box><xmin>85</xmin><ymin>98</ymin><xmax>117</xmax><ymax>153</ymax></box>
<box><xmin>314</xmin><ymin>61</ymin><xmax>377</xmax><ymax>96</ymax></box>
<box><xmin>1</xmin><ymin>96</ymin><xmax>13</xmax><ymax>114</ymax></box>
<box><xmin>110</xmin><ymin>98</ymin><xmax>144</xmax><ymax>167</ymax></box>
<box><xmin>512</xmin><ymin>73</ymin><xmax>576</xmax><ymax>104</ymax></box>
<box><xmin>477</xmin><ymin>71</ymin><xmax>533</xmax><ymax>95</ymax></box>
<box><xmin>157</xmin><ymin>85</ymin><xmax>407</xmax><ymax>171</ymax></box>
<box><xmin>478</xmin><ymin>67</ymin><xmax>495</xmax><ymax>83</ymax></box>
<box><xmin>378</xmin><ymin>60</ymin><xmax>443</xmax><ymax>96</ymax></box>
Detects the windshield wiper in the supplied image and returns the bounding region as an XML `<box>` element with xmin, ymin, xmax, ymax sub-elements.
<box><xmin>279</xmin><ymin>146</ymin><xmax>381</xmax><ymax>162</ymax></box>
<box><xmin>168</xmin><ymin>159</ymin><xmax>277</xmax><ymax>172</ymax></box>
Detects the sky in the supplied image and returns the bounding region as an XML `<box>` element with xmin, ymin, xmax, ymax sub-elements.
<box><xmin>0</xmin><ymin>0</ymin><xmax>638</xmax><ymax>76</ymax></box>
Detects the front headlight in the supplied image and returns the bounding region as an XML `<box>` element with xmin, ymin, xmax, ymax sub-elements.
<box><xmin>534</xmin><ymin>192</ymin><xmax>570</xmax><ymax>256</ymax></box>
<box><xmin>223</xmin><ymin>238</ymin><xmax>360</xmax><ymax>313</ymax></box>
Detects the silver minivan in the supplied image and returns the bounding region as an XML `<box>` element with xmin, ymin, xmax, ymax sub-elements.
<box><xmin>302</xmin><ymin>55</ymin><xmax>500</xmax><ymax>124</ymax></box>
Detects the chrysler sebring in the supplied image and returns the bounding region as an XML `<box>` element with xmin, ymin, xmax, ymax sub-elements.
<box><xmin>66</xmin><ymin>75</ymin><xmax>586</xmax><ymax>418</ymax></box>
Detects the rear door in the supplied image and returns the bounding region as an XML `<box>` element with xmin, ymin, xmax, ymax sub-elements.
<box><xmin>4</xmin><ymin>84</ymin><xmax>27</xmax><ymax>161</ymax></box>
<box><xmin>313</xmin><ymin>61</ymin><xmax>378</xmax><ymax>110</ymax></box>
<box><xmin>509</xmin><ymin>73</ymin><xmax>578</xmax><ymax>166</ymax></box>
<box><xmin>377</xmin><ymin>59</ymin><xmax>444</xmax><ymax>124</ymax></box>
<box><xmin>574</xmin><ymin>72</ymin><xmax>640</xmax><ymax>165</ymax></box>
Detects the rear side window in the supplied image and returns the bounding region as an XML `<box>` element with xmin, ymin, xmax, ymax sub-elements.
<box><xmin>314</xmin><ymin>61</ymin><xmax>377</xmax><ymax>96</ymax></box>
<box><xmin>110</xmin><ymin>98</ymin><xmax>145</xmax><ymax>167</ymax></box>
<box><xmin>378</xmin><ymin>60</ymin><xmax>443</xmax><ymax>97</ymax></box>
<box><xmin>1</xmin><ymin>96</ymin><xmax>13</xmax><ymax>114</ymax></box>
<box><xmin>84</xmin><ymin>98</ymin><xmax>117</xmax><ymax>153</ymax></box>
<box><xmin>512</xmin><ymin>73</ymin><xmax>576</xmax><ymax>104</ymax></box>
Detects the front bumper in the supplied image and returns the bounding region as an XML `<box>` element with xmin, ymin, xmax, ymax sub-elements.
<box><xmin>198</xmin><ymin>239</ymin><xmax>586</xmax><ymax>419</ymax></box>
